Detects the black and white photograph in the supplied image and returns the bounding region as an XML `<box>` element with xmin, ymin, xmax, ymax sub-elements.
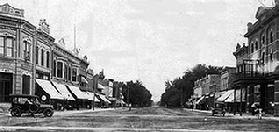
<box><xmin>1</xmin><ymin>0</ymin><xmax>279</xmax><ymax>131</ymax></box>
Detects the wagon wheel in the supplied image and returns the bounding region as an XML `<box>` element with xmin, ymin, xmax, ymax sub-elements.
<box><xmin>10</xmin><ymin>107</ymin><xmax>21</xmax><ymax>117</ymax></box>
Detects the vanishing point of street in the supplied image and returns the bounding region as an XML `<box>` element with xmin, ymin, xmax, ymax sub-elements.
<box><xmin>1</xmin><ymin>107</ymin><xmax>279</xmax><ymax>132</ymax></box>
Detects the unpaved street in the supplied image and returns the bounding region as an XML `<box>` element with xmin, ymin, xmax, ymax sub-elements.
<box><xmin>0</xmin><ymin>107</ymin><xmax>279</xmax><ymax>131</ymax></box>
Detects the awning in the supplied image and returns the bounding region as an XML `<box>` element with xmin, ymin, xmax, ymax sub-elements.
<box><xmin>217</xmin><ymin>90</ymin><xmax>234</xmax><ymax>102</ymax></box>
<box><xmin>81</xmin><ymin>76</ymin><xmax>88</xmax><ymax>84</ymax></box>
<box><xmin>98</xmin><ymin>84</ymin><xmax>106</xmax><ymax>89</ymax></box>
<box><xmin>51</xmin><ymin>81</ymin><xmax>75</xmax><ymax>100</ymax></box>
<box><xmin>224</xmin><ymin>89</ymin><xmax>245</xmax><ymax>102</ymax></box>
<box><xmin>36</xmin><ymin>79</ymin><xmax>64</xmax><ymax>100</ymax></box>
<box><xmin>116</xmin><ymin>100</ymin><xmax>125</xmax><ymax>104</ymax></box>
<box><xmin>96</xmin><ymin>93</ymin><xmax>111</xmax><ymax>103</ymax></box>
<box><xmin>85</xmin><ymin>92</ymin><xmax>100</xmax><ymax>102</ymax></box>
<box><xmin>67</xmin><ymin>85</ymin><xmax>88</xmax><ymax>100</ymax></box>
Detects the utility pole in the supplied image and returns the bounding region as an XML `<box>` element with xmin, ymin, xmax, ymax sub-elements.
<box><xmin>128</xmin><ymin>85</ymin><xmax>131</xmax><ymax>111</ymax></box>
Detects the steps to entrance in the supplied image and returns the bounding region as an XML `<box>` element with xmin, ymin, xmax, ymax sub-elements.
<box><xmin>0</xmin><ymin>103</ymin><xmax>11</xmax><ymax>113</ymax></box>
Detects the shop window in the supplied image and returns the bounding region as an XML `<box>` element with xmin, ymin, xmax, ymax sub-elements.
<box><xmin>57</xmin><ymin>62</ymin><xmax>63</xmax><ymax>78</ymax></box>
<box><xmin>72</xmin><ymin>68</ymin><xmax>77</xmax><ymax>82</ymax></box>
<box><xmin>46</xmin><ymin>51</ymin><xmax>50</xmax><ymax>68</ymax></box>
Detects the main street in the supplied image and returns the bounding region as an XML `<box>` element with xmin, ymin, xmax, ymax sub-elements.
<box><xmin>0</xmin><ymin>107</ymin><xmax>279</xmax><ymax>131</ymax></box>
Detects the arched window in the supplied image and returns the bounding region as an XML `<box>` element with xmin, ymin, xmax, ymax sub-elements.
<box><xmin>255</xmin><ymin>41</ymin><xmax>258</xmax><ymax>51</ymax></box>
<box><xmin>251</xmin><ymin>43</ymin><xmax>254</xmax><ymax>53</ymax></box>
<box><xmin>23</xmin><ymin>40</ymin><xmax>30</xmax><ymax>60</ymax></box>
<box><xmin>72</xmin><ymin>68</ymin><xmax>77</xmax><ymax>82</ymax></box>
<box><xmin>261</xmin><ymin>35</ymin><xmax>265</xmax><ymax>45</ymax></box>
<box><xmin>36</xmin><ymin>46</ymin><xmax>39</xmax><ymax>64</ymax></box>
<box><xmin>270</xmin><ymin>31</ymin><xmax>273</xmax><ymax>43</ymax></box>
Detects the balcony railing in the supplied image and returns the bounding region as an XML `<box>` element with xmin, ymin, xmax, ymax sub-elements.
<box><xmin>234</xmin><ymin>71</ymin><xmax>266</xmax><ymax>80</ymax></box>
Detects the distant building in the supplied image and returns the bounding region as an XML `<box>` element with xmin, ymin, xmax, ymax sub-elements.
<box><xmin>220</xmin><ymin>67</ymin><xmax>236</xmax><ymax>92</ymax></box>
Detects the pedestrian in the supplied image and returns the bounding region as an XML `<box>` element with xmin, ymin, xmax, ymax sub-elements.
<box><xmin>254</xmin><ymin>104</ymin><xmax>262</xmax><ymax>120</ymax></box>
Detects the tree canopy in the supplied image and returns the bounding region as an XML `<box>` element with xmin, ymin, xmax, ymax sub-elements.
<box><xmin>160</xmin><ymin>64</ymin><xmax>223</xmax><ymax>107</ymax></box>
<box><xmin>122</xmin><ymin>80</ymin><xmax>152</xmax><ymax>107</ymax></box>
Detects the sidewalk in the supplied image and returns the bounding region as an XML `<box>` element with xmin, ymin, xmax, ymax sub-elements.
<box><xmin>184</xmin><ymin>108</ymin><xmax>279</xmax><ymax>121</ymax></box>
<box><xmin>54</xmin><ymin>107</ymin><xmax>116</xmax><ymax>116</ymax></box>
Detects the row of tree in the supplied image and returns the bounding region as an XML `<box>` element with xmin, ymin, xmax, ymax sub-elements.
<box><xmin>160</xmin><ymin>64</ymin><xmax>223</xmax><ymax>107</ymax></box>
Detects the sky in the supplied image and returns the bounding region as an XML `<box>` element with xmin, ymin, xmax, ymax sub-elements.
<box><xmin>1</xmin><ymin>0</ymin><xmax>274</xmax><ymax>101</ymax></box>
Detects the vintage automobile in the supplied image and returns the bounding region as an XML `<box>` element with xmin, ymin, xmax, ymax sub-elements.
<box><xmin>9</xmin><ymin>94</ymin><xmax>54</xmax><ymax>117</ymax></box>
<box><xmin>211</xmin><ymin>101</ymin><xmax>226</xmax><ymax>116</ymax></box>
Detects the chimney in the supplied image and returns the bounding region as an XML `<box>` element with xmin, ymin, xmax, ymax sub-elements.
<box><xmin>247</xmin><ymin>22</ymin><xmax>253</xmax><ymax>31</ymax></box>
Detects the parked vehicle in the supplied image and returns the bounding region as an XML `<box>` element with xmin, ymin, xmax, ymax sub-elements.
<box><xmin>9</xmin><ymin>94</ymin><xmax>54</xmax><ymax>117</ymax></box>
<box><xmin>211</xmin><ymin>101</ymin><xmax>226</xmax><ymax>116</ymax></box>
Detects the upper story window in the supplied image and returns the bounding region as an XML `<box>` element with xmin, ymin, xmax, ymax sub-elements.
<box><xmin>6</xmin><ymin>38</ymin><xmax>13</xmax><ymax>57</ymax></box>
<box><xmin>250</xmin><ymin>43</ymin><xmax>254</xmax><ymax>53</ymax></box>
<box><xmin>36</xmin><ymin>46</ymin><xmax>39</xmax><ymax>64</ymax></box>
<box><xmin>72</xmin><ymin>68</ymin><xmax>77</xmax><ymax>82</ymax></box>
<box><xmin>64</xmin><ymin>64</ymin><xmax>68</xmax><ymax>80</ymax></box>
<box><xmin>261</xmin><ymin>35</ymin><xmax>265</xmax><ymax>45</ymax></box>
<box><xmin>68</xmin><ymin>67</ymin><xmax>71</xmax><ymax>81</ymax></box>
<box><xmin>0</xmin><ymin>37</ymin><xmax>4</xmax><ymax>56</ymax></box>
<box><xmin>41</xmin><ymin>49</ymin><xmax>44</xmax><ymax>66</ymax></box>
<box><xmin>53</xmin><ymin>60</ymin><xmax>56</xmax><ymax>77</ymax></box>
<box><xmin>270</xmin><ymin>31</ymin><xmax>273</xmax><ymax>43</ymax></box>
<box><xmin>57</xmin><ymin>61</ymin><xmax>63</xmax><ymax>78</ymax></box>
<box><xmin>23</xmin><ymin>40</ymin><xmax>30</xmax><ymax>61</ymax></box>
<box><xmin>46</xmin><ymin>51</ymin><xmax>50</xmax><ymax>68</ymax></box>
<box><xmin>255</xmin><ymin>41</ymin><xmax>258</xmax><ymax>51</ymax></box>
<box><xmin>0</xmin><ymin>36</ymin><xmax>14</xmax><ymax>57</ymax></box>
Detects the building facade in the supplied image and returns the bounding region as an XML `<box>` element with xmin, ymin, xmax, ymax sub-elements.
<box><xmin>0</xmin><ymin>4</ymin><xmax>36</xmax><ymax>102</ymax></box>
<box><xmin>233</xmin><ymin>1</ymin><xmax>279</xmax><ymax>115</ymax></box>
<box><xmin>220</xmin><ymin>67</ymin><xmax>236</xmax><ymax>92</ymax></box>
<box><xmin>0</xmin><ymin>4</ymin><xmax>99</xmax><ymax>110</ymax></box>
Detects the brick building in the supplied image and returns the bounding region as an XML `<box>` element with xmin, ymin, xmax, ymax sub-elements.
<box><xmin>233</xmin><ymin>1</ymin><xmax>279</xmax><ymax>115</ymax></box>
<box><xmin>0</xmin><ymin>4</ymin><xmax>100</xmax><ymax>110</ymax></box>
<box><xmin>0</xmin><ymin>4</ymin><xmax>36</xmax><ymax>102</ymax></box>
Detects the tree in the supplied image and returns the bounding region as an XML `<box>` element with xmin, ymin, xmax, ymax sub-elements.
<box><xmin>160</xmin><ymin>64</ymin><xmax>223</xmax><ymax>107</ymax></box>
<box><xmin>122</xmin><ymin>80</ymin><xmax>152</xmax><ymax>107</ymax></box>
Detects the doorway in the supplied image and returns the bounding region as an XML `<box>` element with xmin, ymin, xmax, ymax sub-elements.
<box><xmin>0</xmin><ymin>73</ymin><xmax>13</xmax><ymax>102</ymax></box>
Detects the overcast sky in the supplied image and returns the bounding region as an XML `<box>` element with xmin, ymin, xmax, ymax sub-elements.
<box><xmin>1</xmin><ymin>0</ymin><xmax>274</xmax><ymax>101</ymax></box>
